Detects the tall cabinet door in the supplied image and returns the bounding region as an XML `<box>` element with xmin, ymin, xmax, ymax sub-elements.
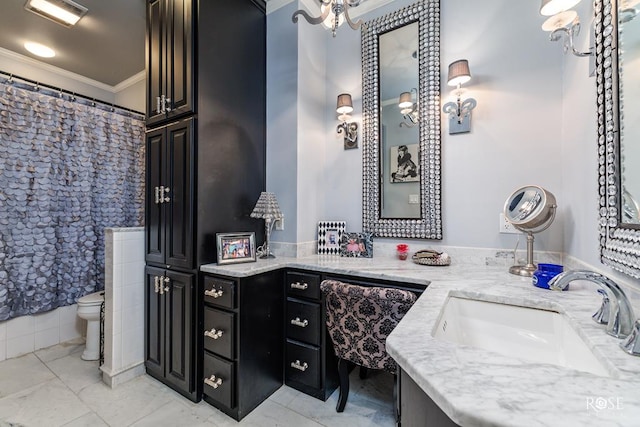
<box><xmin>164</xmin><ymin>269</ymin><xmax>195</xmax><ymax>393</ymax></box>
<box><xmin>165</xmin><ymin>0</ymin><xmax>194</xmax><ymax>121</ymax></box>
<box><xmin>146</xmin><ymin>0</ymin><xmax>166</xmax><ymax>125</ymax></box>
<box><xmin>165</xmin><ymin>119</ymin><xmax>194</xmax><ymax>269</ymax></box>
<box><xmin>145</xmin><ymin>127</ymin><xmax>165</xmax><ymax>265</ymax></box>
<box><xmin>145</xmin><ymin>266</ymin><xmax>165</xmax><ymax>379</ymax></box>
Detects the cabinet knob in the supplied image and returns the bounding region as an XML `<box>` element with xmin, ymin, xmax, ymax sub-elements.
<box><xmin>162</xmin><ymin>187</ymin><xmax>170</xmax><ymax>203</ymax></box>
<box><xmin>205</xmin><ymin>288</ymin><xmax>224</xmax><ymax>298</ymax></box>
<box><xmin>204</xmin><ymin>374</ymin><xmax>223</xmax><ymax>389</ymax></box>
<box><xmin>290</xmin><ymin>317</ymin><xmax>309</xmax><ymax>328</ymax></box>
<box><xmin>165</xmin><ymin>97</ymin><xmax>172</xmax><ymax>112</ymax></box>
<box><xmin>204</xmin><ymin>328</ymin><xmax>224</xmax><ymax>340</ymax></box>
<box><xmin>290</xmin><ymin>360</ymin><xmax>309</xmax><ymax>372</ymax></box>
<box><xmin>290</xmin><ymin>282</ymin><xmax>308</xmax><ymax>290</ymax></box>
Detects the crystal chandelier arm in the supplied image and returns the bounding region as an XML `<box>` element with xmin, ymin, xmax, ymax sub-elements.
<box><xmin>549</xmin><ymin>23</ymin><xmax>592</xmax><ymax>57</ymax></box>
<box><xmin>292</xmin><ymin>3</ymin><xmax>332</xmax><ymax>26</ymax></box>
<box><xmin>343</xmin><ymin>2</ymin><xmax>364</xmax><ymax>30</ymax></box>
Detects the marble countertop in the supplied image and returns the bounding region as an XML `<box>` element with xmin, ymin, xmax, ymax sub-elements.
<box><xmin>201</xmin><ymin>255</ymin><xmax>640</xmax><ymax>425</ymax></box>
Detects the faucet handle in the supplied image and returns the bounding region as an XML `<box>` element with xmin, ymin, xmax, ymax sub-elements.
<box><xmin>620</xmin><ymin>320</ymin><xmax>640</xmax><ymax>356</ymax></box>
<box><xmin>592</xmin><ymin>288</ymin><xmax>610</xmax><ymax>325</ymax></box>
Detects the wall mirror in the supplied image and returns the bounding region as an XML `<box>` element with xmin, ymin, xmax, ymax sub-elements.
<box><xmin>597</xmin><ymin>0</ymin><xmax>640</xmax><ymax>278</ymax></box>
<box><xmin>361</xmin><ymin>0</ymin><xmax>442</xmax><ymax>239</ymax></box>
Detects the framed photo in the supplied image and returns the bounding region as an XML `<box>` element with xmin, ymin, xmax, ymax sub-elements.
<box><xmin>390</xmin><ymin>144</ymin><xmax>420</xmax><ymax>183</ymax></box>
<box><xmin>216</xmin><ymin>232</ymin><xmax>256</xmax><ymax>265</ymax></box>
<box><xmin>317</xmin><ymin>221</ymin><xmax>346</xmax><ymax>255</ymax></box>
<box><xmin>340</xmin><ymin>232</ymin><xmax>373</xmax><ymax>258</ymax></box>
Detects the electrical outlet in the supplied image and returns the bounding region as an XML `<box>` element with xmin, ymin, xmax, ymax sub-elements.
<box><xmin>499</xmin><ymin>213</ymin><xmax>520</xmax><ymax>234</ymax></box>
<box><xmin>275</xmin><ymin>218</ymin><xmax>284</xmax><ymax>231</ymax></box>
<box><xmin>409</xmin><ymin>194</ymin><xmax>419</xmax><ymax>204</ymax></box>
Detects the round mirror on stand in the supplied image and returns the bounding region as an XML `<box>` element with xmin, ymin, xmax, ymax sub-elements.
<box><xmin>503</xmin><ymin>185</ymin><xmax>557</xmax><ymax>277</ymax></box>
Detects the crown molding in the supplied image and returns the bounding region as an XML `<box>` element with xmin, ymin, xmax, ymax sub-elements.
<box><xmin>113</xmin><ymin>70</ymin><xmax>145</xmax><ymax>92</ymax></box>
<box><xmin>0</xmin><ymin>46</ymin><xmax>140</xmax><ymax>94</ymax></box>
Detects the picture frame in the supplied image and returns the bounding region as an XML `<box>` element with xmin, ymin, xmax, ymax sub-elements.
<box><xmin>216</xmin><ymin>232</ymin><xmax>256</xmax><ymax>265</ymax></box>
<box><xmin>317</xmin><ymin>221</ymin><xmax>346</xmax><ymax>255</ymax></box>
<box><xmin>340</xmin><ymin>232</ymin><xmax>373</xmax><ymax>258</ymax></box>
<box><xmin>390</xmin><ymin>144</ymin><xmax>420</xmax><ymax>183</ymax></box>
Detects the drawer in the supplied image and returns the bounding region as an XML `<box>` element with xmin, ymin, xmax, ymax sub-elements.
<box><xmin>203</xmin><ymin>276</ymin><xmax>235</xmax><ymax>309</ymax></box>
<box><xmin>286</xmin><ymin>271</ymin><xmax>321</xmax><ymax>300</ymax></box>
<box><xmin>204</xmin><ymin>307</ymin><xmax>235</xmax><ymax>360</ymax></box>
<box><xmin>286</xmin><ymin>298</ymin><xmax>321</xmax><ymax>346</ymax></box>
<box><xmin>286</xmin><ymin>340</ymin><xmax>321</xmax><ymax>389</ymax></box>
<box><xmin>203</xmin><ymin>352</ymin><xmax>235</xmax><ymax>409</ymax></box>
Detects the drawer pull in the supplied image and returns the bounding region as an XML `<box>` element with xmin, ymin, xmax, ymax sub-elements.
<box><xmin>290</xmin><ymin>317</ymin><xmax>309</xmax><ymax>328</ymax></box>
<box><xmin>205</xmin><ymin>288</ymin><xmax>224</xmax><ymax>298</ymax></box>
<box><xmin>204</xmin><ymin>374</ymin><xmax>223</xmax><ymax>389</ymax></box>
<box><xmin>290</xmin><ymin>360</ymin><xmax>309</xmax><ymax>372</ymax></box>
<box><xmin>204</xmin><ymin>328</ymin><xmax>224</xmax><ymax>340</ymax></box>
<box><xmin>290</xmin><ymin>282</ymin><xmax>308</xmax><ymax>290</ymax></box>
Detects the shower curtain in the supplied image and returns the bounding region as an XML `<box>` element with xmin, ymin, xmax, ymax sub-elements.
<box><xmin>0</xmin><ymin>80</ymin><xmax>145</xmax><ymax>321</ymax></box>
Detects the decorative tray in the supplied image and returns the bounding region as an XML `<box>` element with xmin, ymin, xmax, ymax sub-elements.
<box><xmin>411</xmin><ymin>250</ymin><xmax>451</xmax><ymax>266</ymax></box>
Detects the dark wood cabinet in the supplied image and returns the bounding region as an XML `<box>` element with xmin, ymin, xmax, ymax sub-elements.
<box><xmin>145</xmin><ymin>266</ymin><xmax>196</xmax><ymax>399</ymax></box>
<box><xmin>146</xmin><ymin>0</ymin><xmax>194</xmax><ymax>126</ymax></box>
<box><xmin>201</xmin><ymin>271</ymin><xmax>283</xmax><ymax>421</ymax></box>
<box><xmin>145</xmin><ymin>118</ymin><xmax>194</xmax><ymax>269</ymax></box>
<box><xmin>144</xmin><ymin>0</ymin><xmax>266</xmax><ymax>403</ymax></box>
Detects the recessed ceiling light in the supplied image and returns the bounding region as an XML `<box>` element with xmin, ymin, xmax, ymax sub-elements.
<box><xmin>24</xmin><ymin>42</ymin><xmax>56</xmax><ymax>58</ymax></box>
<box><xmin>24</xmin><ymin>0</ymin><xmax>88</xmax><ymax>28</ymax></box>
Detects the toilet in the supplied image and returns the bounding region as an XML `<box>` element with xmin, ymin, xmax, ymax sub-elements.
<box><xmin>76</xmin><ymin>291</ymin><xmax>105</xmax><ymax>361</ymax></box>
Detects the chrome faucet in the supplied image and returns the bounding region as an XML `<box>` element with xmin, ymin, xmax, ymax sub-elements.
<box><xmin>548</xmin><ymin>270</ymin><xmax>636</xmax><ymax>339</ymax></box>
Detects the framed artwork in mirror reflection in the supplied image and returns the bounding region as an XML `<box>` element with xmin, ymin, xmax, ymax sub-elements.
<box><xmin>216</xmin><ymin>232</ymin><xmax>256</xmax><ymax>265</ymax></box>
<box><xmin>317</xmin><ymin>221</ymin><xmax>346</xmax><ymax>255</ymax></box>
<box><xmin>340</xmin><ymin>232</ymin><xmax>373</xmax><ymax>258</ymax></box>
<box><xmin>390</xmin><ymin>144</ymin><xmax>419</xmax><ymax>183</ymax></box>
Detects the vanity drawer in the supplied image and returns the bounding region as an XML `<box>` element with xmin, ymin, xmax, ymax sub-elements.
<box><xmin>286</xmin><ymin>340</ymin><xmax>321</xmax><ymax>389</ymax></box>
<box><xmin>203</xmin><ymin>352</ymin><xmax>235</xmax><ymax>409</ymax></box>
<box><xmin>203</xmin><ymin>276</ymin><xmax>236</xmax><ymax>309</ymax></box>
<box><xmin>286</xmin><ymin>271</ymin><xmax>321</xmax><ymax>301</ymax></box>
<box><xmin>286</xmin><ymin>298</ymin><xmax>321</xmax><ymax>346</ymax></box>
<box><xmin>203</xmin><ymin>307</ymin><xmax>235</xmax><ymax>360</ymax></box>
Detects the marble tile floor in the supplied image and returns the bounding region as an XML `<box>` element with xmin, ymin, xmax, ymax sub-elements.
<box><xmin>0</xmin><ymin>340</ymin><xmax>395</xmax><ymax>426</ymax></box>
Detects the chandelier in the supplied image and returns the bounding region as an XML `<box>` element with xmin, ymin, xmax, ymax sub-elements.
<box><xmin>292</xmin><ymin>0</ymin><xmax>364</xmax><ymax>37</ymax></box>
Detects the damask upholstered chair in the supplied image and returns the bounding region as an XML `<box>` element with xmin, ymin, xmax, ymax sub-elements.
<box><xmin>320</xmin><ymin>280</ymin><xmax>417</xmax><ymax>413</ymax></box>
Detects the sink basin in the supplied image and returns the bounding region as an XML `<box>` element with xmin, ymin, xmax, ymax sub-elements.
<box><xmin>432</xmin><ymin>296</ymin><xmax>611</xmax><ymax>377</ymax></box>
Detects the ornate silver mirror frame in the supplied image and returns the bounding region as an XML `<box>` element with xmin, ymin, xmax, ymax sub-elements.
<box><xmin>597</xmin><ymin>0</ymin><xmax>640</xmax><ymax>278</ymax></box>
<box><xmin>361</xmin><ymin>0</ymin><xmax>442</xmax><ymax>239</ymax></box>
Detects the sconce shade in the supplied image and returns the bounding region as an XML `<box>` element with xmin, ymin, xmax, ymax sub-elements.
<box><xmin>447</xmin><ymin>59</ymin><xmax>471</xmax><ymax>87</ymax></box>
<box><xmin>336</xmin><ymin>93</ymin><xmax>354</xmax><ymax>115</ymax></box>
<box><xmin>250</xmin><ymin>192</ymin><xmax>283</xmax><ymax>221</ymax></box>
<box><xmin>541</xmin><ymin>10</ymin><xmax>577</xmax><ymax>31</ymax></box>
<box><xmin>398</xmin><ymin>92</ymin><xmax>413</xmax><ymax>109</ymax></box>
<box><xmin>539</xmin><ymin>0</ymin><xmax>582</xmax><ymax>16</ymax></box>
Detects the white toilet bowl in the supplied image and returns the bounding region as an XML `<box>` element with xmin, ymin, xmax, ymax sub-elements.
<box><xmin>77</xmin><ymin>291</ymin><xmax>104</xmax><ymax>361</ymax></box>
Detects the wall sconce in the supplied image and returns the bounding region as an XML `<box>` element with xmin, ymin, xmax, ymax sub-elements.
<box><xmin>336</xmin><ymin>93</ymin><xmax>358</xmax><ymax>149</ymax></box>
<box><xmin>539</xmin><ymin>0</ymin><xmax>593</xmax><ymax>57</ymax></box>
<box><xmin>398</xmin><ymin>88</ymin><xmax>418</xmax><ymax>128</ymax></box>
<box><xmin>442</xmin><ymin>60</ymin><xmax>477</xmax><ymax>135</ymax></box>
<box><xmin>292</xmin><ymin>0</ymin><xmax>364</xmax><ymax>37</ymax></box>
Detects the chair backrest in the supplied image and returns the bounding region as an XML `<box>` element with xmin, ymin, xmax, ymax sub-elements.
<box><xmin>320</xmin><ymin>279</ymin><xmax>417</xmax><ymax>374</ymax></box>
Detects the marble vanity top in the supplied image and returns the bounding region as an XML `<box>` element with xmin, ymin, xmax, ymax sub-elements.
<box><xmin>201</xmin><ymin>255</ymin><xmax>640</xmax><ymax>425</ymax></box>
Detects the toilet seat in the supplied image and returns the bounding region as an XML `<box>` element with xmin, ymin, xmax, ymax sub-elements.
<box><xmin>78</xmin><ymin>291</ymin><xmax>104</xmax><ymax>306</ymax></box>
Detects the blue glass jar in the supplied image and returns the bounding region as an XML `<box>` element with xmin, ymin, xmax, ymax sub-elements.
<box><xmin>532</xmin><ymin>263</ymin><xmax>564</xmax><ymax>290</ymax></box>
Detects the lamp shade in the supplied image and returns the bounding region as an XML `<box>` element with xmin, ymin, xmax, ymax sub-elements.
<box><xmin>336</xmin><ymin>93</ymin><xmax>353</xmax><ymax>115</ymax></box>
<box><xmin>539</xmin><ymin>0</ymin><xmax>582</xmax><ymax>16</ymax></box>
<box><xmin>447</xmin><ymin>59</ymin><xmax>471</xmax><ymax>87</ymax></box>
<box><xmin>541</xmin><ymin>10</ymin><xmax>577</xmax><ymax>31</ymax></box>
<box><xmin>398</xmin><ymin>92</ymin><xmax>413</xmax><ymax>109</ymax></box>
<box><xmin>250</xmin><ymin>192</ymin><xmax>283</xmax><ymax>220</ymax></box>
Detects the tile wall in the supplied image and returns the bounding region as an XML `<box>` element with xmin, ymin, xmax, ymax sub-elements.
<box><xmin>101</xmin><ymin>227</ymin><xmax>146</xmax><ymax>387</ymax></box>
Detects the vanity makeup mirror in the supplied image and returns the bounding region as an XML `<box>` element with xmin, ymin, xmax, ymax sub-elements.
<box><xmin>597</xmin><ymin>0</ymin><xmax>640</xmax><ymax>278</ymax></box>
<box><xmin>503</xmin><ymin>186</ymin><xmax>557</xmax><ymax>277</ymax></box>
<box><xmin>362</xmin><ymin>0</ymin><xmax>442</xmax><ymax>238</ymax></box>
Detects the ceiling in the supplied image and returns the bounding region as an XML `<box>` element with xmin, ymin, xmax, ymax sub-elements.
<box><xmin>0</xmin><ymin>0</ymin><xmax>145</xmax><ymax>87</ymax></box>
